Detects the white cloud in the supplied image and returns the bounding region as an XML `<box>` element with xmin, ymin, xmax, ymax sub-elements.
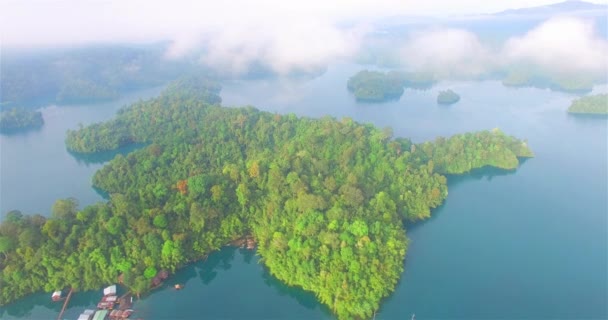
<box><xmin>399</xmin><ymin>28</ymin><xmax>496</xmax><ymax>78</ymax></box>
<box><xmin>396</xmin><ymin>16</ymin><xmax>608</xmax><ymax>80</ymax></box>
<box><xmin>503</xmin><ymin>16</ymin><xmax>608</xmax><ymax>78</ymax></box>
<box><xmin>1</xmin><ymin>1</ymin><xmax>607</xmax><ymax>76</ymax></box>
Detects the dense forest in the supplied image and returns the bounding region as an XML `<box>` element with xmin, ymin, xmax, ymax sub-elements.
<box><xmin>1</xmin><ymin>78</ymin><xmax>532</xmax><ymax>319</ymax></box>
<box><xmin>501</xmin><ymin>68</ymin><xmax>599</xmax><ymax>93</ymax></box>
<box><xmin>0</xmin><ymin>46</ymin><xmax>207</xmax><ymax>107</ymax></box>
<box><xmin>347</xmin><ymin>70</ymin><xmax>436</xmax><ymax>102</ymax></box>
<box><xmin>0</xmin><ymin>108</ymin><xmax>44</xmax><ymax>133</ymax></box>
<box><xmin>567</xmin><ymin>94</ymin><xmax>608</xmax><ymax>115</ymax></box>
<box><xmin>347</xmin><ymin>70</ymin><xmax>405</xmax><ymax>102</ymax></box>
<box><xmin>437</xmin><ymin>89</ymin><xmax>460</xmax><ymax>105</ymax></box>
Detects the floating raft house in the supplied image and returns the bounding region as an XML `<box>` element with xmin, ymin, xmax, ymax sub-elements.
<box><xmin>103</xmin><ymin>285</ymin><xmax>117</xmax><ymax>296</ymax></box>
<box><xmin>92</xmin><ymin>309</ymin><xmax>109</xmax><ymax>320</ymax></box>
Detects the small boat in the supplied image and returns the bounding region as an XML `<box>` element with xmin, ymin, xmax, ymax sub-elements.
<box><xmin>122</xmin><ymin>309</ymin><xmax>134</xmax><ymax>318</ymax></box>
<box><xmin>411</xmin><ymin>313</ymin><xmax>416</xmax><ymax>320</ymax></box>
<box><xmin>174</xmin><ymin>284</ymin><xmax>183</xmax><ymax>290</ymax></box>
<box><xmin>51</xmin><ymin>290</ymin><xmax>62</xmax><ymax>301</ymax></box>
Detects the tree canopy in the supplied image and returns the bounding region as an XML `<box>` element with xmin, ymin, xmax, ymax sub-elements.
<box><xmin>346</xmin><ymin>70</ymin><xmax>437</xmax><ymax>103</ymax></box>
<box><xmin>1</xmin><ymin>78</ymin><xmax>533</xmax><ymax>319</ymax></box>
<box><xmin>437</xmin><ymin>89</ymin><xmax>460</xmax><ymax>105</ymax></box>
<box><xmin>0</xmin><ymin>108</ymin><xmax>44</xmax><ymax>133</ymax></box>
<box><xmin>567</xmin><ymin>94</ymin><xmax>608</xmax><ymax>115</ymax></box>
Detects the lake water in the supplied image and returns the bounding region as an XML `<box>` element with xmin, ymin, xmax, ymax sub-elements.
<box><xmin>0</xmin><ymin>63</ymin><xmax>606</xmax><ymax>319</ymax></box>
<box><xmin>0</xmin><ymin>86</ymin><xmax>165</xmax><ymax>217</ymax></box>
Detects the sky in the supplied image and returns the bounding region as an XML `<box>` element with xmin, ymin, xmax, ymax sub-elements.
<box><xmin>1</xmin><ymin>0</ymin><xmax>606</xmax><ymax>48</ymax></box>
<box><xmin>1</xmin><ymin>0</ymin><xmax>607</xmax><ymax>75</ymax></box>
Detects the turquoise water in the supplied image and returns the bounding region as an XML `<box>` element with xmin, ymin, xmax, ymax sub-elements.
<box><xmin>0</xmin><ymin>63</ymin><xmax>606</xmax><ymax>319</ymax></box>
<box><xmin>0</xmin><ymin>86</ymin><xmax>164</xmax><ymax>217</ymax></box>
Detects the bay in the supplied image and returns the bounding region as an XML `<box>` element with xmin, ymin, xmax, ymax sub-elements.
<box><xmin>0</xmin><ymin>86</ymin><xmax>165</xmax><ymax>217</ymax></box>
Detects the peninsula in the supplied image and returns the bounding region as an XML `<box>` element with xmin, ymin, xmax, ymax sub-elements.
<box><xmin>0</xmin><ymin>77</ymin><xmax>533</xmax><ymax>320</ymax></box>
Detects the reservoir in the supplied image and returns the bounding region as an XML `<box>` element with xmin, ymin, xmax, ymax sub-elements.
<box><xmin>1</xmin><ymin>63</ymin><xmax>606</xmax><ymax>319</ymax></box>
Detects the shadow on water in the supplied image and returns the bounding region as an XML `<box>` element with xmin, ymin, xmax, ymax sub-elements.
<box><xmin>0</xmin><ymin>289</ymin><xmax>100</xmax><ymax>319</ymax></box>
<box><xmin>0</xmin><ymin>125</ymin><xmax>44</xmax><ymax>136</ymax></box>
<box><xmin>196</xmin><ymin>247</ymin><xmax>238</xmax><ymax>285</ymax></box>
<box><xmin>67</xmin><ymin>143</ymin><xmax>147</xmax><ymax>166</ymax></box>
<box><xmin>260</xmin><ymin>262</ymin><xmax>332</xmax><ymax>316</ymax></box>
<box><xmin>404</xmin><ymin>160</ymin><xmax>529</xmax><ymax>232</ymax></box>
<box><xmin>444</xmin><ymin>162</ymin><xmax>524</xmax><ymax>188</ymax></box>
<box><xmin>567</xmin><ymin>113</ymin><xmax>608</xmax><ymax>123</ymax></box>
<box><xmin>170</xmin><ymin>246</ymin><xmax>332</xmax><ymax>316</ymax></box>
<box><xmin>0</xmin><ymin>292</ymin><xmax>60</xmax><ymax>318</ymax></box>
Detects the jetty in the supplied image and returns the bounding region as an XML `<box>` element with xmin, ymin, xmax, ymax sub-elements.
<box><xmin>56</xmin><ymin>287</ymin><xmax>74</xmax><ymax>320</ymax></box>
<box><xmin>76</xmin><ymin>285</ymin><xmax>136</xmax><ymax>320</ymax></box>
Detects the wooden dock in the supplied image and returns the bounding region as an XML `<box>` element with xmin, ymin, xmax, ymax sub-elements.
<box><xmin>57</xmin><ymin>288</ymin><xmax>74</xmax><ymax>320</ymax></box>
<box><xmin>117</xmin><ymin>291</ymin><xmax>133</xmax><ymax>310</ymax></box>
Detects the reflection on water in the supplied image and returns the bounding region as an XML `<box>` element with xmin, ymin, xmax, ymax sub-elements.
<box><xmin>67</xmin><ymin>143</ymin><xmax>147</xmax><ymax>166</ymax></box>
<box><xmin>134</xmin><ymin>246</ymin><xmax>331</xmax><ymax>319</ymax></box>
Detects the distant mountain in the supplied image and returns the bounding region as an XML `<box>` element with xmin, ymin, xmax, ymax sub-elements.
<box><xmin>493</xmin><ymin>0</ymin><xmax>607</xmax><ymax>17</ymax></box>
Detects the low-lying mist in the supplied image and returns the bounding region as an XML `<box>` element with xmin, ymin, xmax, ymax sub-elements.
<box><xmin>397</xmin><ymin>16</ymin><xmax>608</xmax><ymax>84</ymax></box>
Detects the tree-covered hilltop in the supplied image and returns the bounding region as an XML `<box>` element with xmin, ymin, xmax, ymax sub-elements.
<box><xmin>501</xmin><ymin>68</ymin><xmax>599</xmax><ymax>93</ymax></box>
<box><xmin>416</xmin><ymin>128</ymin><xmax>533</xmax><ymax>174</ymax></box>
<box><xmin>567</xmin><ymin>94</ymin><xmax>608</xmax><ymax>115</ymax></box>
<box><xmin>65</xmin><ymin>75</ymin><xmax>222</xmax><ymax>153</ymax></box>
<box><xmin>0</xmin><ymin>108</ymin><xmax>44</xmax><ymax>133</ymax></box>
<box><xmin>437</xmin><ymin>89</ymin><xmax>460</xmax><ymax>105</ymax></box>
<box><xmin>346</xmin><ymin>70</ymin><xmax>437</xmax><ymax>102</ymax></box>
<box><xmin>347</xmin><ymin>70</ymin><xmax>405</xmax><ymax>102</ymax></box>
<box><xmin>1</xmin><ymin>80</ymin><xmax>532</xmax><ymax>319</ymax></box>
<box><xmin>0</xmin><ymin>45</ymin><xmax>209</xmax><ymax>107</ymax></box>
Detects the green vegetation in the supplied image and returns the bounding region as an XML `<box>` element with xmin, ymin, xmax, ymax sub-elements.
<box><xmin>416</xmin><ymin>128</ymin><xmax>533</xmax><ymax>174</ymax></box>
<box><xmin>567</xmin><ymin>94</ymin><xmax>608</xmax><ymax>115</ymax></box>
<box><xmin>502</xmin><ymin>69</ymin><xmax>598</xmax><ymax>93</ymax></box>
<box><xmin>1</xmin><ymin>79</ymin><xmax>532</xmax><ymax>319</ymax></box>
<box><xmin>437</xmin><ymin>90</ymin><xmax>460</xmax><ymax>105</ymax></box>
<box><xmin>400</xmin><ymin>72</ymin><xmax>436</xmax><ymax>90</ymax></box>
<box><xmin>0</xmin><ymin>46</ymin><xmax>207</xmax><ymax>107</ymax></box>
<box><xmin>347</xmin><ymin>70</ymin><xmax>405</xmax><ymax>102</ymax></box>
<box><xmin>347</xmin><ymin>70</ymin><xmax>437</xmax><ymax>102</ymax></box>
<box><xmin>0</xmin><ymin>108</ymin><xmax>44</xmax><ymax>133</ymax></box>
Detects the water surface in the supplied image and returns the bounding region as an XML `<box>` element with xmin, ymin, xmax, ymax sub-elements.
<box><xmin>1</xmin><ymin>64</ymin><xmax>606</xmax><ymax>319</ymax></box>
<box><xmin>0</xmin><ymin>86</ymin><xmax>164</xmax><ymax>217</ymax></box>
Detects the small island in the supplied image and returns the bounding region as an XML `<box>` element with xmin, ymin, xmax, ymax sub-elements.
<box><xmin>437</xmin><ymin>89</ymin><xmax>460</xmax><ymax>105</ymax></box>
<box><xmin>567</xmin><ymin>94</ymin><xmax>608</xmax><ymax>115</ymax></box>
<box><xmin>0</xmin><ymin>108</ymin><xmax>44</xmax><ymax>133</ymax></box>
<box><xmin>347</xmin><ymin>70</ymin><xmax>438</xmax><ymax>102</ymax></box>
<box><xmin>347</xmin><ymin>70</ymin><xmax>405</xmax><ymax>102</ymax></box>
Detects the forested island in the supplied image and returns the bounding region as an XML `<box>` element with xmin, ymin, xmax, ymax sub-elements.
<box><xmin>347</xmin><ymin>70</ymin><xmax>405</xmax><ymax>102</ymax></box>
<box><xmin>347</xmin><ymin>70</ymin><xmax>436</xmax><ymax>102</ymax></box>
<box><xmin>501</xmin><ymin>69</ymin><xmax>597</xmax><ymax>93</ymax></box>
<box><xmin>567</xmin><ymin>94</ymin><xmax>608</xmax><ymax>115</ymax></box>
<box><xmin>0</xmin><ymin>78</ymin><xmax>533</xmax><ymax>319</ymax></box>
<box><xmin>437</xmin><ymin>89</ymin><xmax>460</xmax><ymax>105</ymax></box>
<box><xmin>0</xmin><ymin>108</ymin><xmax>44</xmax><ymax>133</ymax></box>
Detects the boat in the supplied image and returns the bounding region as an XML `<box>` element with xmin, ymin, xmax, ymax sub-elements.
<box><xmin>122</xmin><ymin>309</ymin><xmax>134</xmax><ymax>318</ymax></box>
<box><xmin>174</xmin><ymin>284</ymin><xmax>183</xmax><ymax>290</ymax></box>
<box><xmin>51</xmin><ymin>290</ymin><xmax>62</xmax><ymax>301</ymax></box>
